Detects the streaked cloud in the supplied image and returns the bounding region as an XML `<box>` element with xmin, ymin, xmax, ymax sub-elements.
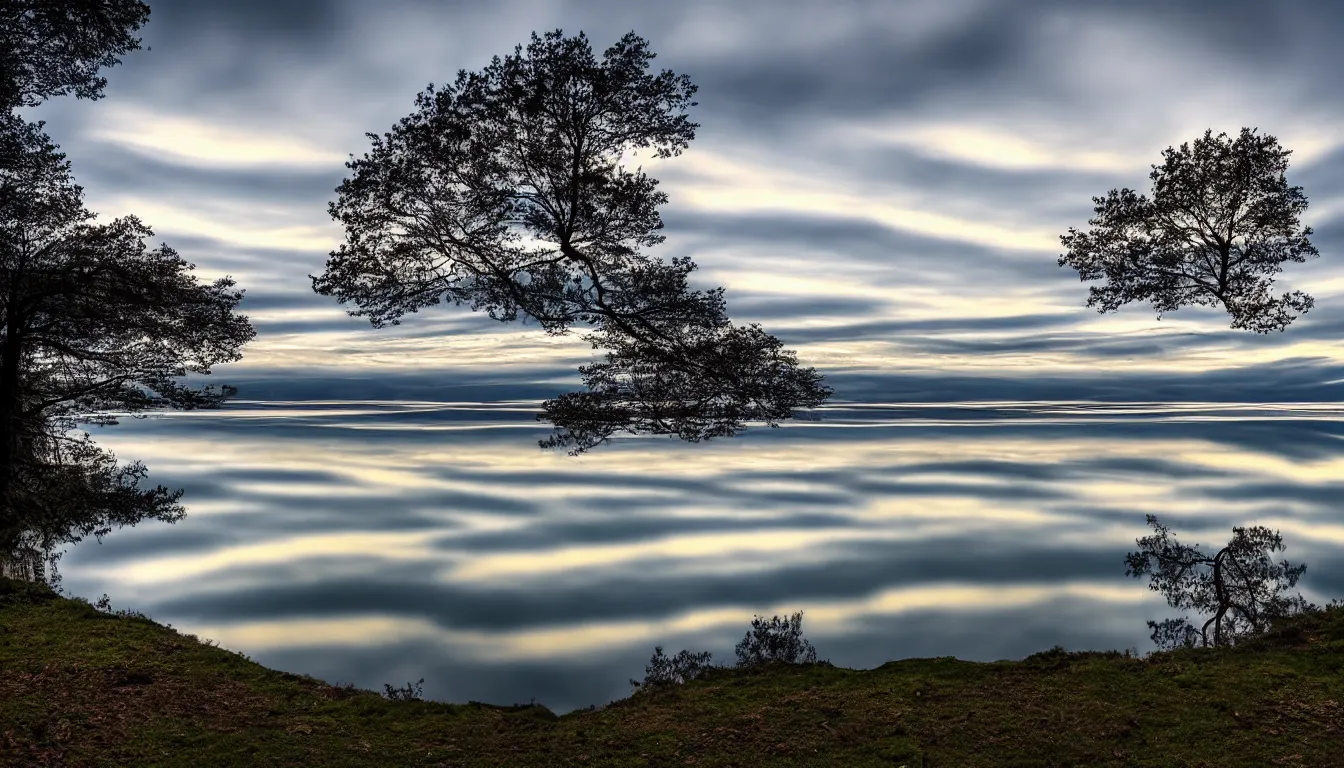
<box><xmin>14</xmin><ymin>0</ymin><xmax>1340</xmax><ymax>391</ymax></box>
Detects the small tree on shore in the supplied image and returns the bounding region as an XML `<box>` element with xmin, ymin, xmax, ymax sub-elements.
<box><xmin>628</xmin><ymin>646</ymin><xmax>715</xmax><ymax>692</ymax></box>
<box><xmin>734</xmin><ymin>610</ymin><xmax>819</xmax><ymax>667</ymax></box>
<box><xmin>1060</xmin><ymin>128</ymin><xmax>1319</xmax><ymax>333</ymax></box>
<box><xmin>1125</xmin><ymin>515</ymin><xmax>1315</xmax><ymax>649</ymax></box>
<box><xmin>629</xmin><ymin>610</ymin><xmax>824</xmax><ymax>692</ymax></box>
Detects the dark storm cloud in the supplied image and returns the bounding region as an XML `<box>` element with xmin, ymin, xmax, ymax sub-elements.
<box><xmin>74</xmin><ymin>144</ymin><xmax>345</xmax><ymax>206</ymax></box>
<box><xmin>149</xmin><ymin>0</ymin><xmax>347</xmax><ymax>40</ymax></box>
<box><xmin>220</xmin><ymin>373</ymin><xmax>576</xmax><ymax>403</ymax></box>
<box><xmin>1198</xmin><ymin>481</ymin><xmax>1344</xmax><ymax>508</ymax></box>
<box><xmin>726</xmin><ymin>293</ymin><xmax>891</xmax><ymax>322</ymax></box>
<box><xmin>671</xmin><ymin>0</ymin><xmax>1344</xmax><ymax>128</ymax></box>
<box><xmin>820</xmin><ymin>361</ymin><xmax>1344</xmax><ymax>403</ymax></box>
<box><xmin>662</xmin><ymin>209</ymin><xmax>1062</xmax><ymax>278</ymax></box>
<box><xmin>138</xmin><ymin>235</ymin><xmax>323</xmax><ymax>274</ymax></box>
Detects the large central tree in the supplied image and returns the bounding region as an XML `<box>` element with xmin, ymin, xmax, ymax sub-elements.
<box><xmin>314</xmin><ymin>30</ymin><xmax>831</xmax><ymax>453</ymax></box>
<box><xmin>0</xmin><ymin>115</ymin><xmax>254</xmax><ymax>576</ymax></box>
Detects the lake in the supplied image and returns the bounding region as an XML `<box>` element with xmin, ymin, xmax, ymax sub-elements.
<box><xmin>55</xmin><ymin>399</ymin><xmax>1344</xmax><ymax>715</ymax></box>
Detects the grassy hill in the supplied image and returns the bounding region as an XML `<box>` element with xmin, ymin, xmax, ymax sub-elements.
<box><xmin>2</xmin><ymin>577</ymin><xmax>1343</xmax><ymax>767</ymax></box>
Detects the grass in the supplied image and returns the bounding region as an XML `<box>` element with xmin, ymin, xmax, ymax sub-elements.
<box><xmin>2</xmin><ymin>577</ymin><xmax>1343</xmax><ymax>767</ymax></box>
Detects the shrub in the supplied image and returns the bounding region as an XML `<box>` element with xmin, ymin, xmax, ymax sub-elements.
<box><xmin>629</xmin><ymin>646</ymin><xmax>716</xmax><ymax>692</ymax></box>
<box><xmin>382</xmin><ymin>678</ymin><xmax>424</xmax><ymax>702</ymax></box>
<box><xmin>734</xmin><ymin>610</ymin><xmax>819</xmax><ymax>667</ymax></box>
<box><xmin>89</xmin><ymin>593</ymin><xmax>150</xmax><ymax>621</ymax></box>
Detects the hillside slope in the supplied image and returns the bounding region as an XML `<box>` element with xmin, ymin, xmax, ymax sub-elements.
<box><xmin>2</xmin><ymin>578</ymin><xmax>1342</xmax><ymax>767</ymax></box>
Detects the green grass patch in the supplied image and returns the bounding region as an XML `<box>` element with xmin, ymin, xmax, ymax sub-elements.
<box><xmin>2</xmin><ymin>577</ymin><xmax>1342</xmax><ymax>767</ymax></box>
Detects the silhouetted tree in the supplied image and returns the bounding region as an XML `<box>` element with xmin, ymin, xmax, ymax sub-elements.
<box><xmin>2</xmin><ymin>427</ymin><xmax>184</xmax><ymax>584</ymax></box>
<box><xmin>628</xmin><ymin>646</ymin><xmax>715</xmax><ymax>692</ymax></box>
<box><xmin>1060</xmin><ymin>128</ymin><xmax>1319</xmax><ymax>333</ymax></box>
<box><xmin>539</xmin><ymin>313</ymin><xmax>827</xmax><ymax>453</ymax></box>
<box><xmin>628</xmin><ymin>610</ymin><xmax>824</xmax><ymax>694</ymax></box>
<box><xmin>0</xmin><ymin>115</ymin><xmax>254</xmax><ymax>573</ymax></box>
<box><xmin>735</xmin><ymin>610</ymin><xmax>819</xmax><ymax>667</ymax></box>
<box><xmin>382</xmin><ymin>678</ymin><xmax>425</xmax><ymax>702</ymax></box>
<box><xmin>313</xmin><ymin>30</ymin><xmax>830</xmax><ymax>453</ymax></box>
<box><xmin>0</xmin><ymin>0</ymin><xmax>151</xmax><ymax>110</ymax></box>
<box><xmin>1125</xmin><ymin>515</ymin><xmax>1314</xmax><ymax>650</ymax></box>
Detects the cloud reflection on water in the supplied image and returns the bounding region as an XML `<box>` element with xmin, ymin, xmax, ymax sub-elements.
<box><xmin>58</xmin><ymin>399</ymin><xmax>1344</xmax><ymax>715</ymax></box>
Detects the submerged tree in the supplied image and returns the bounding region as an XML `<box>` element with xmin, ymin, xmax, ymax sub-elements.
<box><xmin>1125</xmin><ymin>515</ymin><xmax>1314</xmax><ymax>650</ymax></box>
<box><xmin>0</xmin><ymin>0</ymin><xmax>151</xmax><ymax>110</ymax></box>
<box><xmin>1060</xmin><ymin>128</ymin><xmax>1319</xmax><ymax>333</ymax></box>
<box><xmin>0</xmin><ymin>115</ymin><xmax>254</xmax><ymax>575</ymax></box>
<box><xmin>313</xmin><ymin>30</ymin><xmax>831</xmax><ymax>453</ymax></box>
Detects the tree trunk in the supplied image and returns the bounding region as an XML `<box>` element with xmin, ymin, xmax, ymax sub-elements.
<box><xmin>0</xmin><ymin>270</ymin><xmax>23</xmax><ymax>550</ymax></box>
<box><xmin>1211</xmin><ymin>549</ymin><xmax>1229</xmax><ymax>645</ymax></box>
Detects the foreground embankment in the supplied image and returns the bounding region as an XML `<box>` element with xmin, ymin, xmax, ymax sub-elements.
<box><xmin>2</xmin><ymin>578</ymin><xmax>1342</xmax><ymax>767</ymax></box>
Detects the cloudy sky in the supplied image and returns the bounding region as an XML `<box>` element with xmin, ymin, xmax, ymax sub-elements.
<box><xmin>19</xmin><ymin>0</ymin><xmax>1344</xmax><ymax>403</ymax></box>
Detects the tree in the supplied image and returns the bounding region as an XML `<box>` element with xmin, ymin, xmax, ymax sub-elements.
<box><xmin>1124</xmin><ymin>515</ymin><xmax>1314</xmax><ymax>650</ymax></box>
<box><xmin>734</xmin><ymin>610</ymin><xmax>819</xmax><ymax>667</ymax></box>
<box><xmin>538</xmin><ymin>302</ymin><xmax>828</xmax><ymax>453</ymax></box>
<box><xmin>1059</xmin><ymin>128</ymin><xmax>1319</xmax><ymax>333</ymax></box>
<box><xmin>313</xmin><ymin>30</ymin><xmax>831</xmax><ymax>453</ymax></box>
<box><xmin>628</xmin><ymin>610</ymin><xmax>823</xmax><ymax>694</ymax></box>
<box><xmin>0</xmin><ymin>0</ymin><xmax>151</xmax><ymax>110</ymax></box>
<box><xmin>0</xmin><ymin>114</ymin><xmax>254</xmax><ymax>574</ymax></box>
<box><xmin>628</xmin><ymin>646</ymin><xmax>715</xmax><ymax>692</ymax></box>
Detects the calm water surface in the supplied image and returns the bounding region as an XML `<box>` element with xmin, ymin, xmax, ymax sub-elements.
<box><xmin>57</xmin><ymin>400</ymin><xmax>1344</xmax><ymax>714</ymax></box>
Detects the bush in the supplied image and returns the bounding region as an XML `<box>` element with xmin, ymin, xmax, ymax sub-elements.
<box><xmin>734</xmin><ymin>610</ymin><xmax>819</xmax><ymax>667</ymax></box>
<box><xmin>90</xmin><ymin>593</ymin><xmax>150</xmax><ymax>621</ymax></box>
<box><xmin>630</xmin><ymin>646</ymin><xmax>716</xmax><ymax>692</ymax></box>
<box><xmin>382</xmin><ymin>678</ymin><xmax>424</xmax><ymax>702</ymax></box>
<box><xmin>630</xmin><ymin>610</ymin><xmax>824</xmax><ymax>693</ymax></box>
<box><xmin>0</xmin><ymin>576</ymin><xmax>57</xmax><ymax>607</ymax></box>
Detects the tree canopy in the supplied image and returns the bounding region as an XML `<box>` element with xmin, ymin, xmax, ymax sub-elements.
<box><xmin>1059</xmin><ymin>128</ymin><xmax>1319</xmax><ymax>333</ymax></box>
<box><xmin>1125</xmin><ymin>515</ymin><xmax>1314</xmax><ymax>650</ymax></box>
<box><xmin>0</xmin><ymin>114</ymin><xmax>254</xmax><ymax>576</ymax></box>
<box><xmin>313</xmin><ymin>30</ymin><xmax>830</xmax><ymax>453</ymax></box>
<box><xmin>0</xmin><ymin>0</ymin><xmax>151</xmax><ymax>110</ymax></box>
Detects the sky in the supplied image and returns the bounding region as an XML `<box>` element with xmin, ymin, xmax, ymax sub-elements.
<box><xmin>18</xmin><ymin>0</ymin><xmax>1344</xmax><ymax>404</ymax></box>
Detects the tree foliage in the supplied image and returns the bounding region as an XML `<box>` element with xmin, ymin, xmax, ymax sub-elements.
<box><xmin>734</xmin><ymin>610</ymin><xmax>820</xmax><ymax>667</ymax></box>
<box><xmin>0</xmin><ymin>0</ymin><xmax>151</xmax><ymax>110</ymax></box>
<box><xmin>0</xmin><ymin>114</ymin><xmax>253</xmax><ymax>566</ymax></box>
<box><xmin>628</xmin><ymin>610</ymin><xmax>823</xmax><ymax>693</ymax></box>
<box><xmin>1060</xmin><ymin>128</ymin><xmax>1319</xmax><ymax>333</ymax></box>
<box><xmin>1125</xmin><ymin>515</ymin><xmax>1314</xmax><ymax>650</ymax></box>
<box><xmin>2</xmin><ymin>431</ymin><xmax>183</xmax><ymax>584</ymax></box>
<box><xmin>628</xmin><ymin>646</ymin><xmax>715</xmax><ymax>692</ymax></box>
<box><xmin>313</xmin><ymin>30</ymin><xmax>831</xmax><ymax>453</ymax></box>
<box><xmin>538</xmin><ymin>310</ymin><xmax>829</xmax><ymax>453</ymax></box>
